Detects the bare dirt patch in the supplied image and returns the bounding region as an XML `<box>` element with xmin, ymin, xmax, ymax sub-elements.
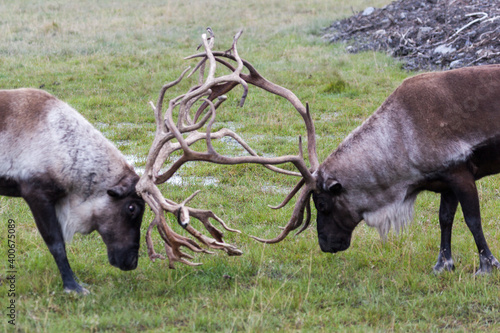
<box><xmin>323</xmin><ymin>0</ymin><xmax>499</xmax><ymax>70</ymax></box>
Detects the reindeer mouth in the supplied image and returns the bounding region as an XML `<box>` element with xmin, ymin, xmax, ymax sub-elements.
<box><xmin>318</xmin><ymin>234</ymin><xmax>351</xmax><ymax>253</ymax></box>
<box><xmin>108</xmin><ymin>247</ymin><xmax>139</xmax><ymax>271</ymax></box>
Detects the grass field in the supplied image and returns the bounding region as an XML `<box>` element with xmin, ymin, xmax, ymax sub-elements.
<box><xmin>1</xmin><ymin>0</ymin><xmax>500</xmax><ymax>331</ymax></box>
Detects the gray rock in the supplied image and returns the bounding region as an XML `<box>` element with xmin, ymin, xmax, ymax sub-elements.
<box><xmin>450</xmin><ymin>60</ymin><xmax>463</xmax><ymax>69</ymax></box>
<box><xmin>434</xmin><ymin>44</ymin><xmax>456</xmax><ymax>55</ymax></box>
<box><xmin>362</xmin><ymin>7</ymin><xmax>375</xmax><ymax>16</ymax></box>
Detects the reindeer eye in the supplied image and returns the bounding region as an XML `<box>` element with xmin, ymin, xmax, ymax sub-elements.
<box><xmin>128</xmin><ymin>204</ymin><xmax>136</xmax><ymax>213</ymax></box>
<box><xmin>316</xmin><ymin>200</ymin><xmax>327</xmax><ymax>213</ymax></box>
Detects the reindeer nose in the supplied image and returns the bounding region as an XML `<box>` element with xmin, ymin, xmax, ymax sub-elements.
<box><xmin>318</xmin><ymin>233</ymin><xmax>351</xmax><ymax>253</ymax></box>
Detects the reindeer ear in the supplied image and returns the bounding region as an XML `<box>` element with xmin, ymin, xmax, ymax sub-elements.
<box><xmin>107</xmin><ymin>174</ymin><xmax>138</xmax><ymax>199</ymax></box>
<box><xmin>107</xmin><ymin>186</ymin><xmax>126</xmax><ymax>198</ymax></box>
<box><xmin>325</xmin><ymin>179</ymin><xmax>342</xmax><ymax>194</ymax></box>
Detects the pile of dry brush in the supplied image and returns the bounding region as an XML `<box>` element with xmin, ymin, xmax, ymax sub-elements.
<box><xmin>323</xmin><ymin>0</ymin><xmax>499</xmax><ymax>70</ymax></box>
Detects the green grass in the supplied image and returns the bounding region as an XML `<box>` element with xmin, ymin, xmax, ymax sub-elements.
<box><xmin>1</xmin><ymin>0</ymin><xmax>500</xmax><ymax>331</ymax></box>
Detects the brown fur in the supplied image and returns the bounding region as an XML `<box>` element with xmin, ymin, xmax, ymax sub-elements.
<box><xmin>315</xmin><ymin>65</ymin><xmax>500</xmax><ymax>273</ymax></box>
<box><xmin>0</xmin><ymin>88</ymin><xmax>56</xmax><ymax>132</ymax></box>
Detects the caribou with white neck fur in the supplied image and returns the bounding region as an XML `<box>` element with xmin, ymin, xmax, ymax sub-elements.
<box><xmin>141</xmin><ymin>29</ymin><xmax>500</xmax><ymax>274</ymax></box>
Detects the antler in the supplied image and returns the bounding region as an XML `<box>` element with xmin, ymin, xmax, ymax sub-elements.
<box><xmin>136</xmin><ymin>29</ymin><xmax>318</xmax><ymax>268</ymax></box>
<box><xmin>185</xmin><ymin>32</ymin><xmax>320</xmax><ymax>244</ymax></box>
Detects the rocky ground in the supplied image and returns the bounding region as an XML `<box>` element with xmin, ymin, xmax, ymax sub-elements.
<box><xmin>323</xmin><ymin>0</ymin><xmax>499</xmax><ymax>70</ymax></box>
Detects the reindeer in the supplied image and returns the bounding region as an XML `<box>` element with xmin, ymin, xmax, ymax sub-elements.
<box><xmin>254</xmin><ymin>64</ymin><xmax>500</xmax><ymax>274</ymax></box>
<box><xmin>140</xmin><ymin>29</ymin><xmax>499</xmax><ymax>275</ymax></box>
<box><xmin>0</xmin><ymin>88</ymin><xmax>145</xmax><ymax>293</ymax></box>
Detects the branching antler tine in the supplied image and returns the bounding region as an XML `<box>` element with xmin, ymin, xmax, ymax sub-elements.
<box><xmin>154</xmin><ymin>147</ymin><xmax>193</xmax><ymax>184</ymax></box>
<box><xmin>184</xmin><ymin>225</ymin><xmax>228</xmax><ymax>250</ymax></box>
<box><xmin>176</xmin><ymin>214</ymin><xmax>241</xmax><ymax>256</ymax></box>
<box><xmin>181</xmin><ymin>190</ymin><xmax>201</xmax><ymax>205</ymax></box>
<box><xmin>163</xmin><ymin>243</ymin><xmax>202</xmax><ymax>268</ymax></box>
<box><xmin>187</xmin><ymin>57</ymin><xmax>207</xmax><ymax>79</ymax></box>
<box><xmin>295</xmin><ymin>198</ymin><xmax>311</xmax><ymax>236</ymax></box>
<box><xmin>176</xmin><ymin>190</ymin><xmax>201</xmax><ymax>228</ymax></box>
<box><xmin>215</xmin><ymin>58</ymin><xmax>236</xmax><ymax>72</ymax></box>
<box><xmin>146</xmin><ymin>217</ymin><xmax>166</xmax><ymax>262</ymax></box>
<box><xmin>239</xmin><ymin>80</ymin><xmax>249</xmax><ymax>107</ymax></box>
<box><xmin>231</xmin><ymin>30</ymin><xmax>244</xmax><ymax>71</ymax></box>
<box><xmin>178</xmin><ymin>86</ymin><xmax>209</xmax><ymax>127</ymax></box>
<box><xmin>190</xmin><ymin>208</ymin><xmax>242</xmax><ymax>235</ymax></box>
<box><xmin>153</xmin><ymin>197</ymin><xmax>210</xmax><ymax>254</ymax></box>
<box><xmin>251</xmin><ymin>184</ymin><xmax>314</xmax><ymax>244</ymax></box>
<box><xmin>194</xmin><ymin>82</ymin><xmax>238</xmax><ymax>122</ymax></box>
<box><xmin>161</xmin><ymin>143</ymin><xmax>308</xmax><ymax>176</ymax></box>
<box><xmin>194</xmin><ymin>93</ymin><xmax>220</xmax><ymax>123</ymax></box>
<box><xmin>193</xmin><ymin>218</ymin><xmax>224</xmax><ymax>242</ymax></box>
<box><xmin>157</xmin><ymin>217</ymin><xmax>204</xmax><ymax>254</ymax></box>
<box><xmin>202</xmin><ymin>33</ymin><xmax>218</xmax><ymax>82</ymax></box>
<box><xmin>146</xmin><ymin>222</ymin><xmax>156</xmax><ymax>256</ymax></box>
<box><xmin>298</xmin><ymin>135</ymin><xmax>304</xmax><ymax>158</ymax></box>
<box><xmin>249</xmin><ymin>223</ymin><xmax>295</xmax><ymax>244</ymax></box>
<box><xmin>289</xmin><ymin>136</ymin><xmax>316</xmax><ymax>184</ymax></box>
<box><xmin>233</xmin><ymin>29</ymin><xmax>243</xmax><ymax>46</ymax></box>
<box><xmin>145</xmin><ymin>212</ymin><xmax>204</xmax><ymax>268</ymax></box>
<box><xmin>174</xmin><ymin>35</ymin><xmax>227</xmax><ymax>131</ymax></box>
<box><xmin>190</xmin><ymin>101</ymin><xmax>218</xmax><ymax>131</ymax></box>
<box><xmin>174</xmin><ymin>99</ymin><xmax>215</xmax><ymax>136</ymax></box>
<box><xmin>185</xmin><ymin>56</ymin><xmax>240</xmax><ymax>119</ymax></box>
<box><xmin>213</xmin><ymin>94</ymin><xmax>227</xmax><ymax>108</ymax></box>
<box><xmin>262</xmin><ymin>165</ymin><xmax>301</xmax><ymax>177</ymax></box>
<box><xmin>203</xmin><ymin>99</ymin><xmax>218</xmax><ymax>154</ymax></box>
<box><xmin>198</xmin><ymin>60</ymin><xmax>206</xmax><ymax>86</ymax></box>
<box><xmin>178</xmin><ymin>89</ymin><xmax>211</xmax><ymax>129</ymax></box>
<box><xmin>304</xmin><ymin>103</ymin><xmax>318</xmax><ymax>169</ymax></box>
<box><xmin>269</xmin><ymin>178</ymin><xmax>305</xmax><ymax>209</ymax></box>
<box><xmin>224</xmin><ymin>131</ymin><xmax>302</xmax><ymax>177</ymax></box>
<box><xmin>164</xmin><ymin>101</ymin><xmax>192</xmax><ymax>156</ymax></box>
<box><xmin>154</xmin><ymin>67</ymin><xmax>191</xmax><ymax>128</ymax></box>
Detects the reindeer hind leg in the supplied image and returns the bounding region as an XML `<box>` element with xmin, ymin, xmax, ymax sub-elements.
<box><xmin>447</xmin><ymin>168</ymin><xmax>500</xmax><ymax>274</ymax></box>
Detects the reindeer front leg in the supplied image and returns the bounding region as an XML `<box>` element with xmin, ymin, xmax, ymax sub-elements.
<box><xmin>434</xmin><ymin>191</ymin><xmax>459</xmax><ymax>273</ymax></box>
<box><xmin>20</xmin><ymin>181</ymin><xmax>89</xmax><ymax>294</ymax></box>
<box><xmin>447</xmin><ymin>170</ymin><xmax>500</xmax><ymax>274</ymax></box>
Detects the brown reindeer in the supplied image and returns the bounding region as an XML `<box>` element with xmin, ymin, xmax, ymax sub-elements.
<box><xmin>144</xmin><ymin>29</ymin><xmax>499</xmax><ymax>274</ymax></box>
<box><xmin>256</xmin><ymin>64</ymin><xmax>500</xmax><ymax>274</ymax></box>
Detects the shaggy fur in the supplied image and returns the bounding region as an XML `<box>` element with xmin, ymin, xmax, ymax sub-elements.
<box><xmin>0</xmin><ymin>89</ymin><xmax>133</xmax><ymax>241</ymax></box>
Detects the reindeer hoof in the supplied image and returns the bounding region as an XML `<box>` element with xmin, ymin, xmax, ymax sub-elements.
<box><xmin>64</xmin><ymin>285</ymin><xmax>90</xmax><ymax>295</ymax></box>
<box><xmin>476</xmin><ymin>254</ymin><xmax>500</xmax><ymax>275</ymax></box>
<box><xmin>433</xmin><ymin>262</ymin><xmax>455</xmax><ymax>274</ymax></box>
<box><xmin>433</xmin><ymin>254</ymin><xmax>455</xmax><ymax>273</ymax></box>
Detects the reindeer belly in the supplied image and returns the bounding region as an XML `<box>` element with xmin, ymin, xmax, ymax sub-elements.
<box><xmin>469</xmin><ymin>136</ymin><xmax>500</xmax><ymax>180</ymax></box>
